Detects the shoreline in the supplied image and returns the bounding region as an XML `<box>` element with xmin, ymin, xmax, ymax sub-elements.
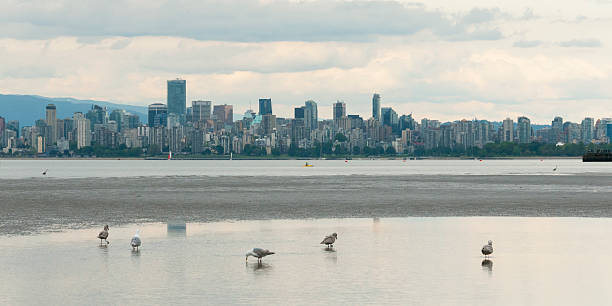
<box><xmin>0</xmin><ymin>156</ymin><xmax>583</xmax><ymax>160</ymax></box>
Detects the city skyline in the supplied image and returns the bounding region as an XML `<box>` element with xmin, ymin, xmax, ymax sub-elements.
<box><xmin>1</xmin><ymin>1</ymin><xmax>611</xmax><ymax>123</ymax></box>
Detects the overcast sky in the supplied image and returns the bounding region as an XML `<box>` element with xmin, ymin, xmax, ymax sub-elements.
<box><xmin>1</xmin><ymin>0</ymin><xmax>611</xmax><ymax>123</ymax></box>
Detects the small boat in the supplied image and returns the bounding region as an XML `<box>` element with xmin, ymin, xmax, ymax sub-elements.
<box><xmin>304</xmin><ymin>162</ymin><xmax>314</xmax><ymax>167</ymax></box>
<box><xmin>168</xmin><ymin>151</ymin><xmax>172</xmax><ymax>160</ymax></box>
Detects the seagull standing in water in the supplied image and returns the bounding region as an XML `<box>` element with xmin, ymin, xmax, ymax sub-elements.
<box><xmin>481</xmin><ymin>240</ymin><xmax>493</xmax><ymax>258</ymax></box>
<box><xmin>320</xmin><ymin>233</ymin><xmax>338</xmax><ymax>248</ymax></box>
<box><xmin>131</xmin><ymin>230</ymin><xmax>142</xmax><ymax>251</ymax></box>
<box><xmin>97</xmin><ymin>225</ymin><xmax>110</xmax><ymax>245</ymax></box>
<box><xmin>246</xmin><ymin>248</ymin><xmax>275</xmax><ymax>263</ymax></box>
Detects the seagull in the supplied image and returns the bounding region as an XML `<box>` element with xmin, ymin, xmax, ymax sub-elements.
<box><xmin>481</xmin><ymin>240</ymin><xmax>493</xmax><ymax>258</ymax></box>
<box><xmin>131</xmin><ymin>230</ymin><xmax>142</xmax><ymax>251</ymax></box>
<box><xmin>246</xmin><ymin>248</ymin><xmax>275</xmax><ymax>263</ymax></box>
<box><xmin>97</xmin><ymin>225</ymin><xmax>110</xmax><ymax>245</ymax></box>
<box><xmin>553</xmin><ymin>165</ymin><xmax>558</xmax><ymax>171</ymax></box>
<box><xmin>42</xmin><ymin>169</ymin><xmax>48</xmax><ymax>175</ymax></box>
<box><xmin>320</xmin><ymin>232</ymin><xmax>338</xmax><ymax>248</ymax></box>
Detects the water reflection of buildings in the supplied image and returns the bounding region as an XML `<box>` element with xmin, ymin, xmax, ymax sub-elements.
<box><xmin>167</xmin><ymin>218</ymin><xmax>187</xmax><ymax>237</ymax></box>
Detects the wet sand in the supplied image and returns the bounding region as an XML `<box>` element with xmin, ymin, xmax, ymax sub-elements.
<box><xmin>2</xmin><ymin>175</ymin><xmax>612</xmax><ymax>235</ymax></box>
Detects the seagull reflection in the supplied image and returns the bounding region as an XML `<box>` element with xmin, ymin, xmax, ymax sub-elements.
<box><xmin>323</xmin><ymin>247</ymin><xmax>336</xmax><ymax>252</ymax></box>
<box><xmin>247</xmin><ymin>262</ymin><xmax>272</xmax><ymax>272</ymax></box>
<box><xmin>481</xmin><ymin>259</ymin><xmax>493</xmax><ymax>272</ymax></box>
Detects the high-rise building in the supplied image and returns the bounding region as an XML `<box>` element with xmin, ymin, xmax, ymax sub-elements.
<box><xmin>7</xmin><ymin>120</ymin><xmax>19</xmax><ymax>138</ymax></box>
<box><xmin>167</xmin><ymin>79</ymin><xmax>186</xmax><ymax>119</ymax></box>
<box><xmin>372</xmin><ymin>93</ymin><xmax>381</xmax><ymax>121</ymax></box>
<box><xmin>581</xmin><ymin>117</ymin><xmax>594</xmax><ymax>143</ymax></box>
<box><xmin>213</xmin><ymin>104</ymin><xmax>233</xmax><ymax>125</ymax></box>
<box><xmin>381</xmin><ymin>107</ymin><xmax>398</xmax><ymax>127</ymax></box>
<box><xmin>192</xmin><ymin>100</ymin><xmax>212</xmax><ymax>122</ymax></box>
<box><xmin>304</xmin><ymin>100</ymin><xmax>318</xmax><ymax>129</ymax></box>
<box><xmin>517</xmin><ymin>116</ymin><xmax>531</xmax><ymax>143</ymax></box>
<box><xmin>86</xmin><ymin>105</ymin><xmax>107</xmax><ymax>130</ymax></box>
<box><xmin>73</xmin><ymin>112</ymin><xmax>91</xmax><ymax>149</ymax></box>
<box><xmin>148</xmin><ymin>103</ymin><xmax>168</xmax><ymax>127</ymax></box>
<box><xmin>259</xmin><ymin>98</ymin><xmax>272</xmax><ymax>115</ymax></box>
<box><xmin>551</xmin><ymin>116</ymin><xmax>564</xmax><ymax>143</ymax></box>
<box><xmin>333</xmin><ymin>101</ymin><xmax>346</xmax><ymax>120</ymax></box>
<box><xmin>0</xmin><ymin>116</ymin><xmax>5</xmax><ymax>136</ymax></box>
<box><xmin>46</xmin><ymin>104</ymin><xmax>57</xmax><ymax>144</ymax></box>
<box><xmin>262</xmin><ymin>114</ymin><xmax>276</xmax><ymax>135</ymax></box>
<box><xmin>502</xmin><ymin>118</ymin><xmax>513</xmax><ymax>142</ymax></box>
<box><xmin>607</xmin><ymin>124</ymin><xmax>612</xmax><ymax>142</ymax></box>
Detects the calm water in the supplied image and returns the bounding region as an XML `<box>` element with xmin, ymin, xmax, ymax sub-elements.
<box><xmin>1</xmin><ymin>158</ymin><xmax>611</xmax><ymax>179</ymax></box>
<box><xmin>1</xmin><ymin>218</ymin><xmax>612</xmax><ymax>305</ymax></box>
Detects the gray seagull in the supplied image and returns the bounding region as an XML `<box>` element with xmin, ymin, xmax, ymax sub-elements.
<box><xmin>97</xmin><ymin>225</ymin><xmax>110</xmax><ymax>245</ymax></box>
<box><xmin>320</xmin><ymin>233</ymin><xmax>338</xmax><ymax>248</ymax></box>
<box><xmin>246</xmin><ymin>248</ymin><xmax>275</xmax><ymax>263</ymax></box>
<box><xmin>131</xmin><ymin>230</ymin><xmax>142</xmax><ymax>251</ymax></box>
<box><xmin>481</xmin><ymin>240</ymin><xmax>493</xmax><ymax>258</ymax></box>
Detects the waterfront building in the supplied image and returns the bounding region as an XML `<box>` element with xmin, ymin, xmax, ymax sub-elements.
<box><xmin>167</xmin><ymin>79</ymin><xmax>186</xmax><ymax>120</ymax></box>
<box><xmin>517</xmin><ymin>116</ymin><xmax>531</xmax><ymax>144</ymax></box>
<box><xmin>502</xmin><ymin>118</ymin><xmax>513</xmax><ymax>142</ymax></box>
<box><xmin>259</xmin><ymin>98</ymin><xmax>272</xmax><ymax>115</ymax></box>
<box><xmin>213</xmin><ymin>104</ymin><xmax>233</xmax><ymax>126</ymax></box>
<box><xmin>581</xmin><ymin>117</ymin><xmax>594</xmax><ymax>143</ymax></box>
<box><xmin>372</xmin><ymin>93</ymin><xmax>381</xmax><ymax>121</ymax></box>
<box><xmin>45</xmin><ymin>104</ymin><xmax>57</xmax><ymax>144</ymax></box>
<box><xmin>192</xmin><ymin>100</ymin><xmax>212</xmax><ymax>123</ymax></box>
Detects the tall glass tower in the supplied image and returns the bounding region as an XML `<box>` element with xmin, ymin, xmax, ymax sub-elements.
<box><xmin>259</xmin><ymin>98</ymin><xmax>272</xmax><ymax>115</ymax></box>
<box><xmin>167</xmin><ymin>79</ymin><xmax>186</xmax><ymax>119</ymax></box>
<box><xmin>372</xmin><ymin>93</ymin><xmax>381</xmax><ymax>121</ymax></box>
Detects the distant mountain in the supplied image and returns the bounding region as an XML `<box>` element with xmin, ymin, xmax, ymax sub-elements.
<box><xmin>0</xmin><ymin>94</ymin><xmax>147</xmax><ymax>126</ymax></box>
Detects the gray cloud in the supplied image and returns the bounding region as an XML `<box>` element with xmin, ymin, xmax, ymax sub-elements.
<box><xmin>0</xmin><ymin>0</ymin><xmax>505</xmax><ymax>42</ymax></box>
<box><xmin>513</xmin><ymin>40</ymin><xmax>543</xmax><ymax>48</ymax></box>
<box><xmin>559</xmin><ymin>39</ymin><xmax>603</xmax><ymax>47</ymax></box>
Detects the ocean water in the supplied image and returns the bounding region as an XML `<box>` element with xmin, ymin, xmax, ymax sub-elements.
<box><xmin>2</xmin><ymin>159</ymin><xmax>612</xmax><ymax>304</ymax></box>
<box><xmin>2</xmin><ymin>218</ymin><xmax>612</xmax><ymax>305</ymax></box>
<box><xmin>1</xmin><ymin>158</ymin><xmax>611</xmax><ymax>179</ymax></box>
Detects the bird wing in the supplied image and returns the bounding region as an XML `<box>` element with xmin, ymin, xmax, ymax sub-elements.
<box><xmin>252</xmin><ymin>248</ymin><xmax>265</xmax><ymax>257</ymax></box>
<box><xmin>131</xmin><ymin>236</ymin><xmax>141</xmax><ymax>246</ymax></box>
<box><xmin>321</xmin><ymin>236</ymin><xmax>335</xmax><ymax>244</ymax></box>
<box><xmin>98</xmin><ymin>231</ymin><xmax>108</xmax><ymax>239</ymax></box>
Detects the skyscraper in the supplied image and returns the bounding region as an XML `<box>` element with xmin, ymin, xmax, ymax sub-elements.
<box><xmin>73</xmin><ymin>112</ymin><xmax>91</xmax><ymax>149</ymax></box>
<box><xmin>167</xmin><ymin>79</ymin><xmax>186</xmax><ymax>119</ymax></box>
<box><xmin>213</xmin><ymin>104</ymin><xmax>233</xmax><ymax>125</ymax></box>
<box><xmin>259</xmin><ymin>98</ymin><xmax>272</xmax><ymax>115</ymax></box>
<box><xmin>192</xmin><ymin>100</ymin><xmax>212</xmax><ymax>122</ymax></box>
<box><xmin>581</xmin><ymin>117</ymin><xmax>594</xmax><ymax>143</ymax></box>
<box><xmin>517</xmin><ymin>116</ymin><xmax>531</xmax><ymax>143</ymax></box>
<box><xmin>148</xmin><ymin>103</ymin><xmax>168</xmax><ymax>127</ymax></box>
<box><xmin>551</xmin><ymin>116</ymin><xmax>563</xmax><ymax>143</ymax></box>
<box><xmin>304</xmin><ymin>100</ymin><xmax>318</xmax><ymax>129</ymax></box>
<box><xmin>381</xmin><ymin>107</ymin><xmax>399</xmax><ymax>132</ymax></box>
<box><xmin>46</xmin><ymin>104</ymin><xmax>57</xmax><ymax>144</ymax></box>
<box><xmin>372</xmin><ymin>93</ymin><xmax>381</xmax><ymax>121</ymax></box>
<box><xmin>502</xmin><ymin>118</ymin><xmax>513</xmax><ymax>142</ymax></box>
<box><xmin>333</xmin><ymin>101</ymin><xmax>346</xmax><ymax>120</ymax></box>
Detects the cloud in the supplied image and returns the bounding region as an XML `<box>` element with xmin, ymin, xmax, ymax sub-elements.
<box><xmin>559</xmin><ymin>39</ymin><xmax>603</xmax><ymax>47</ymax></box>
<box><xmin>513</xmin><ymin>40</ymin><xmax>543</xmax><ymax>48</ymax></box>
<box><xmin>0</xmin><ymin>0</ymin><xmax>505</xmax><ymax>42</ymax></box>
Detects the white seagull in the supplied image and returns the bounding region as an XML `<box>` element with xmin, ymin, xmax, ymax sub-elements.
<box><xmin>97</xmin><ymin>225</ymin><xmax>110</xmax><ymax>245</ymax></box>
<box><xmin>481</xmin><ymin>240</ymin><xmax>493</xmax><ymax>258</ymax></box>
<box><xmin>131</xmin><ymin>230</ymin><xmax>142</xmax><ymax>251</ymax></box>
<box><xmin>320</xmin><ymin>233</ymin><xmax>338</xmax><ymax>248</ymax></box>
<box><xmin>246</xmin><ymin>248</ymin><xmax>275</xmax><ymax>263</ymax></box>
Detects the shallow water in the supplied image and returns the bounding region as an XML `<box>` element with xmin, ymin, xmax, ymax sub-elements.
<box><xmin>1</xmin><ymin>158</ymin><xmax>610</xmax><ymax>179</ymax></box>
<box><xmin>1</xmin><ymin>218</ymin><xmax>611</xmax><ymax>305</ymax></box>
